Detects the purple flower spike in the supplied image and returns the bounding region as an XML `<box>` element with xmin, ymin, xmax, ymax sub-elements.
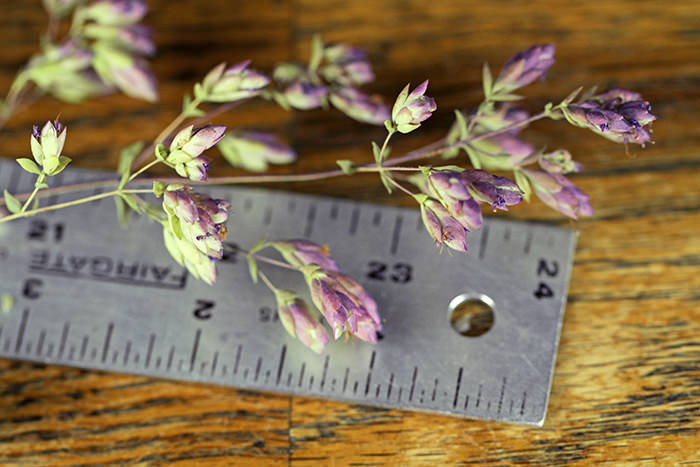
<box><xmin>162</xmin><ymin>185</ymin><xmax>230</xmax><ymax>284</ymax></box>
<box><xmin>329</xmin><ymin>87</ymin><xmax>390</xmax><ymax>125</ymax></box>
<box><xmin>273</xmin><ymin>240</ymin><xmax>340</xmax><ymax>272</ymax></box>
<box><xmin>309</xmin><ymin>271</ymin><xmax>381</xmax><ymax>342</ymax></box>
<box><xmin>474</xmin><ymin>103</ymin><xmax>530</xmax><ymax>135</ymax></box>
<box><xmin>419</xmin><ymin>197</ymin><xmax>469</xmax><ymax>252</ymax></box>
<box><xmin>391</xmin><ymin>80</ymin><xmax>437</xmax><ymax>133</ymax></box>
<box><xmin>539</xmin><ymin>149</ymin><xmax>583</xmax><ymax>174</ymax></box>
<box><xmin>321</xmin><ymin>43</ymin><xmax>375</xmax><ymax>86</ymax></box>
<box><xmin>84</xmin><ymin>0</ymin><xmax>148</xmax><ymax>26</ymax></box>
<box><xmin>166</xmin><ymin>125</ymin><xmax>225</xmax><ymax>180</ymax></box>
<box><xmin>523</xmin><ymin>170</ymin><xmax>593</xmax><ymax>219</ymax></box>
<box><xmin>461</xmin><ymin>169</ymin><xmax>524</xmax><ymax>211</ymax></box>
<box><xmin>425</xmin><ymin>170</ymin><xmax>484</xmax><ymax>231</ymax></box>
<box><xmin>564</xmin><ymin>88</ymin><xmax>656</xmax><ymax>146</ymax></box>
<box><xmin>275</xmin><ymin>291</ymin><xmax>330</xmax><ymax>354</ymax></box>
<box><xmin>283</xmin><ymin>81</ymin><xmax>328</xmax><ymax>110</ymax></box>
<box><xmin>201</xmin><ymin>61</ymin><xmax>270</xmax><ymax>103</ymax></box>
<box><xmin>495</xmin><ymin>44</ymin><xmax>555</xmax><ymax>92</ymax></box>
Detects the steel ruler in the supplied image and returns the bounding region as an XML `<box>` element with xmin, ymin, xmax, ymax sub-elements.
<box><xmin>0</xmin><ymin>157</ymin><xmax>577</xmax><ymax>426</ymax></box>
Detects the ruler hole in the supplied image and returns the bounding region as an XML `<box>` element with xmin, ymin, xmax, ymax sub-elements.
<box><xmin>448</xmin><ymin>294</ymin><xmax>495</xmax><ymax>337</ymax></box>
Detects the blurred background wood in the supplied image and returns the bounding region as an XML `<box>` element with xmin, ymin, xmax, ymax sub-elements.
<box><xmin>0</xmin><ymin>0</ymin><xmax>698</xmax><ymax>464</ymax></box>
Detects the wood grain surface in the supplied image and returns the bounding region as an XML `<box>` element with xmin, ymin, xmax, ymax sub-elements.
<box><xmin>1</xmin><ymin>0</ymin><xmax>699</xmax><ymax>464</ymax></box>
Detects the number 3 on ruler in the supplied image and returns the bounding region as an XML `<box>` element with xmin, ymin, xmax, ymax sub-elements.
<box><xmin>533</xmin><ymin>259</ymin><xmax>559</xmax><ymax>300</ymax></box>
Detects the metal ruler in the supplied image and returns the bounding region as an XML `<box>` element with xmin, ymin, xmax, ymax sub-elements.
<box><xmin>0</xmin><ymin>157</ymin><xmax>577</xmax><ymax>426</ymax></box>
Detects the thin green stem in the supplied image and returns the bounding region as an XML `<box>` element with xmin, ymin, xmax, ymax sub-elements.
<box><xmin>257</xmin><ymin>270</ymin><xmax>278</xmax><ymax>292</ymax></box>
<box><xmin>386</xmin><ymin>177</ymin><xmax>415</xmax><ymax>197</ymax></box>
<box><xmin>128</xmin><ymin>159</ymin><xmax>160</xmax><ymax>183</ymax></box>
<box><xmin>0</xmin><ymin>189</ymin><xmax>152</xmax><ymax>223</ymax></box>
<box><xmin>223</xmin><ymin>244</ymin><xmax>298</xmax><ymax>271</ymax></box>
<box><xmin>20</xmin><ymin>186</ymin><xmax>41</xmax><ymax>213</ymax></box>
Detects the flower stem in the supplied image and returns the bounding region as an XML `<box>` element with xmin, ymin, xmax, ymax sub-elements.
<box><xmin>0</xmin><ymin>189</ymin><xmax>152</xmax><ymax>223</ymax></box>
<box><xmin>19</xmin><ymin>186</ymin><xmax>41</xmax><ymax>213</ymax></box>
<box><xmin>223</xmin><ymin>244</ymin><xmax>298</xmax><ymax>271</ymax></box>
<box><xmin>386</xmin><ymin>177</ymin><xmax>415</xmax><ymax>197</ymax></box>
<box><xmin>128</xmin><ymin>159</ymin><xmax>160</xmax><ymax>183</ymax></box>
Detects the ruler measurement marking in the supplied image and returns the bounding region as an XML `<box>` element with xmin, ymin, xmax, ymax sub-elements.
<box><xmin>353</xmin><ymin>381</ymin><xmax>358</xmax><ymax>394</ymax></box>
<box><xmin>211</xmin><ymin>351</ymin><xmax>219</xmax><ymax>377</ymax></box>
<box><xmin>298</xmin><ymin>363</ymin><xmax>305</xmax><ymax>387</ymax></box>
<box><xmin>464</xmin><ymin>395</ymin><xmax>470</xmax><ymax>410</ymax></box>
<box><xmin>319</xmin><ymin>355</ymin><xmax>328</xmax><ymax>391</ymax></box>
<box><xmin>233</xmin><ymin>344</ymin><xmax>242</xmax><ymax>375</ymax></box>
<box><xmin>375</xmin><ymin>384</ymin><xmax>381</xmax><ymax>397</ymax></box>
<box><xmin>145</xmin><ymin>334</ymin><xmax>155</xmax><ymax>368</ymax></box>
<box><xmin>330</xmin><ymin>204</ymin><xmax>339</xmax><ymax>220</ymax></box>
<box><xmin>124</xmin><ymin>341</ymin><xmax>132</xmax><ymax>365</ymax></box>
<box><xmin>390</xmin><ymin>215</ymin><xmax>403</xmax><ymax>255</ymax></box>
<box><xmin>387</xmin><ymin>373</ymin><xmax>394</xmax><ymax>399</ymax></box>
<box><xmin>46</xmin><ymin>343</ymin><xmax>54</xmax><ymax>357</ymax></box>
<box><xmin>478</xmin><ymin>225</ymin><xmax>489</xmax><ymax>260</ymax></box>
<box><xmin>263</xmin><ymin>206</ymin><xmax>272</xmax><ymax>225</ymax></box>
<box><xmin>453</xmin><ymin>367</ymin><xmax>463</xmax><ymax>408</ymax></box>
<box><xmin>68</xmin><ymin>346</ymin><xmax>75</xmax><ymax>360</ymax></box>
<box><xmin>524</xmin><ymin>230</ymin><xmax>533</xmax><ymax>254</ymax></box>
<box><xmin>521</xmin><ymin>392</ymin><xmax>527</xmax><ymax>416</ymax></box>
<box><xmin>303</xmin><ymin>204</ymin><xmax>317</xmax><ymax>238</ymax></box>
<box><xmin>101</xmin><ymin>323</ymin><xmax>114</xmax><ymax>363</ymax></box>
<box><xmin>287</xmin><ymin>372</ymin><xmax>292</xmax><ymax>386</ymax></box>
<box><xmin>189</xmin><ymin>329</ymin><xmax>201</xmax><ymax>372</ymax></box>
<box><xmin>79</xmin><ymin>335</ymin><xmax>88</xmax><ymax>360</ymax></box>
<box><xmin>308</xmin><ymin>375</ymin><xmax>314</xmax><ymax>389</ymax></box>
<box><xmin>134</xmin><ymin>353</ymin><xmax>140</xmax><ymax>364</ymax></box>
<box><xmin>155</xmin><ymin>356</ymin><xmax>161</xmax><ymax>369</ymax></box>
<box><xmin>504</xmin><ymin>226</ymin><xmax>511</xmax><ymax>241</ymax></box>
<box><xmin>58</xmin><ymin>323</ymin><xmax>69</xmax><ymax>358</ymax></box>
<box><xmin>420</xmin><ymin>389</ymin><xmax>425</xmax><ymax>403</ymax></box>
<box><xmin>166</xmin><ymin>346</ymin><xmax>174</xmax><ymax>370</ymax></box>
<box><xmin>364</xmin><ymin>350</ymin><xmax>376</xmax><ymax>396</ymax></box>
<box><xmin>14</xmin><ymin>308</ymin><xmax>29</xmax><ymax>354</ymax></box>
<box><xmin>90</xmin><ymin>348</ymin><xmax>97</xmax><ymax>360</ymax></box>
<box><xmin>36</xmin><ymin>330</ymin><xmax>46</xmax><ymax>356</ymax></box>
<box><xmin>112</xmin><ymin>351</ymin><xmax>118</xmax><ymax>364</ymax></box>
<box><xmin>398</xmin><ymin>387</ymin><xmax>403</xmax><ymax>401</ymax></box>
<box><xmin>476</xmin><ymin>385</ymin><xmax>482</xmax><ymax>408</ymax></box>
<box><xmin>349</xmin><ymin>207</ymin><xmax>360</xmax><ymax>235</ymax></box>
<box><xmin>498</xmin><ymin>377</ymin><xmax>506</xmax><ymax>414</ymax></box>
<box><xmin>431</xmin><ymin>379</ymin><xmax>438</xmax><ymax>402</ymax></box>
<box><xmin>25</xmin><ymin>342</ymin><xmax>32</xmax><ymax>354</ymax></box>
<box><xmin>275</xmin><ymin>345</ymin><xmax>286</xmax><ymax>386</ymax></box>
<box><xmin>372</xmin><ymin>211</ymin><xmax>381</xmax><ymax>226</ymax></box>
<box><xmin>509</xmin><ymin>399</ymin><xmax>514</xmax><ymax>415</ymax></box>
<box><xmin>409</xmin><ymin>367</ymin><xmax>418</xmax><ymax>402</ymax></box>
<box><xmin>342</xmin><ymin>367</ymin><xmax>349</xmax><ymax>393</ymax></box>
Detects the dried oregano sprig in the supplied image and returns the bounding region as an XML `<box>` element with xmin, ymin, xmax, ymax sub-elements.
<box><xmin>0</xmin><ymin>28</ymin><xmax>656</xmax><ymax>353</ymax></box>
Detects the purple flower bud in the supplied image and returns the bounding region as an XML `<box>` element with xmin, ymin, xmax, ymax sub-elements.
<box><xmin>162</xmin><ymin>185</ymin><xmax>230</xmax><ymax>284</ymax></box>
<box><xmin>202</xmin><ymin>61</ymin><xmax>270</xmax><ymax>103</ymax></box>
<box><xmin>115</xmin><ymin>24</ymin><xmax>155</xmax><ymax>56</ymax></box>
<box><xmin>539</xmin><ymin>149</ymin><xmax>582</xmax><ymax>174</ymax></box>
<box><xmin>92</xmin><ymin>42</ymin><xmax>158</xmax><ymax>101</ymax></box>
<box><xmin>461</xmin><ymin>169</ymin><xmax>524</xmax><ymax>211</ymax></box>
<box><xmin>495</xmin><ymin>44</ymin><xmax>555</xmax><ymax>92</ymax></box>
<box><xmin>218</xmin><ymin>131</ymin><xmax>296</xmax><ymax>172</ymax></box>
<box><xmin>275</xmin><ymin>292</ymin><xmax>330</xmax><ymax>354</ymax></box>
<box><xmin>564</xmin><ymin>88</ymin><xmax>656</xmax><ymax>146</ymax></box>
<box><xmin>426</xmin><ymin>170</ymin><xmax>484</xmax><ymax>231</ymax></box>
<box><xmin>167</xmin><ymin>125</ymin><xmax>225</xmax><ymax>180</ymax></box>
<box><xmin>523</xmin><ymin>170</ymin><xmax>593</xmax><ymax>219</ymax></box>
<box><xmin>329</xmin><ymin>87</ymin><xmax>390</xmax><ymax>125</ymax></box>
<box><xmin>470</xmin><ymin>133</ymin><xmax>536</xmax><ymax>167</ymax></box>
<box><xmin>283</xmin><ymin>81</ymin><xmax>328</xmax><ymax>110</ymax></box>
<box><xmin>273</xmin><ymin>240</ymin><xmax>340</xmax><ymax>272</ymax></box>
<box><xmin>391</xmin><ymin>80</ymin><xmax>437</xmax><ymax>133</ymax></box>
<box><xmin>309</xmin><ymin>271</ymin><xmax>381</xmax><ymax>342</ymax></box>
<box><xmin>83</xmin><ymin>0</ymin><xmax>148</xmax><ymax>26</ymax></box>
<box><xmin>420</xmin><ymin>197</ymin><xmax>468</xmax><ymax>252</ymax></box>
<box><xmin>321</xmin><ymin>43</ymin><xmax>375</xmax><ymax>86</ymax></box>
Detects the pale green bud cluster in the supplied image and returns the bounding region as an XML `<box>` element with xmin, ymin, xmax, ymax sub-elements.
<box><xmin>21</xmin><ymin>121</ymin><xmax>71</xmax><ymax>183</ymax></box>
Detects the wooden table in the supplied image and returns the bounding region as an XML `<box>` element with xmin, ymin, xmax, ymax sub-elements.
<box><xmin>0</xmin><ymin>0</ymin><xmax>698</xmax><ymax>464</ymax></box>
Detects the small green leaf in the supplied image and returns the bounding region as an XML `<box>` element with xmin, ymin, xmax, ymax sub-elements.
<box><xmin>561</xmin><ymin>86</ymin><xmax>583</xmax><ymax>106</ymax></box>
<box><xmin>454</xmin><ymin>109</ymin><xmax>468</xmax><ymax>139</ymax></box>
<box><xmin>193</xmin><ymin>82</ymin><xmax>206</xmax><ymax>101</ymax></box>
<box><xmin>35</xmin><ymin>182</ymin><xmax>49</xmax><ymax>189</ymax></box>
<box><xmin>114</xmin><ymin>195</ymin><xmax>130</xmax><ymax>227</ymax></box>
<box><xmin>336</xmin><ymin>159</ymin><xmax>356</xmax><ymax>175</ymax></box>
<box><xmin>142</xmin><ymin>202</ymin><xmax>165</xmax><ymax>222</ymax></box>
<box><xmin>247</xmin><ymin>256</ymin><xmax>259</xmax><ymax>284</ymax></box>
<box><xmin>419</xmin><ymin>165</ymin><xmax>432</xmax><ymax>176</ymax></box>
<box><xmin>1</xmin><ymin>293</ymin><xmax>13</xmax><ymax>313</ymax></box>
<box><xmin>514</xmin><ymin>169</ymin><xmax>532</xmax><ymax>202</ymax></box>
<box><xmin>3</xmin><ymin>190</ymin><xmax>21</xmax><ymax>214</ymax></box>
<box><xmin>371</xmin><ymin>141</ymin><xmax>382</xmax><ymax>163</ymax></box>
<box><xmin>120</xmin><ymin>193</ymin><xmax>142</xmax><ymax>213</ymax></box>
<box><xmin>16</xmin><ymin>158</ymin><xmax>41</xmax><ymax>175</ymax></box>
<box><xmin>117</xmin><ymin>141</ymin><xmax>145</xmax><ymax>188</ymax></box>
<box><xmin>52</xmin><ymin>156</ymin><xmax>72</xmax><ymax>175</ymax></box>
<box><xmin>482</xmin><ymin>62</ymin><xmax>493</xmax><ymax>99</ymax></box>
<box><xmin>154</xmin><ymin>143</ymin><xmax>168</xmax><ymax>161</ymax></box>
<box><xmin>465</xmin><ymin>146</ymin><xmax>483</xmax><ymax>170</ymax></box>
<box><xmin>490</xmin><ymin>93</ymin><xmax>523</xmax><ymax>102</ymax></box>
<box><xmin>384</xmin><ymin>120</ymin><xmax>395</xmax><ymax>132</ymax></box>
<box><xmin>153</xmin><ymin>181</ymin><xmax>167</xmax><ymax>197</ymax></box>
<box><xmin>379</xmin><ymin>171</ymin><xmax>393</xmax><ymax>194</ymax></box>
<box><xmin>308</xmin><ymin>34</ymin><xmax>324</xmax><ymax>71</ymax></box>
